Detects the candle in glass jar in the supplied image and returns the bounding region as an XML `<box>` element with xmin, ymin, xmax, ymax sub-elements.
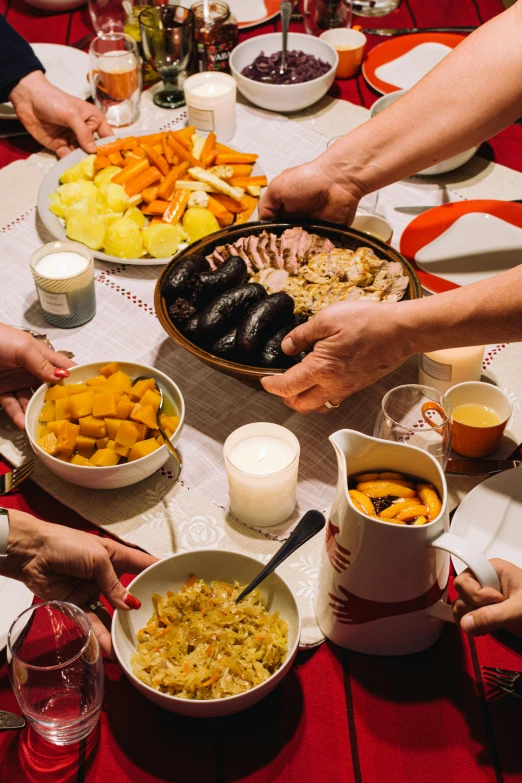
<box><xmin>30</xmin><ymin>241</ymin><xmax>96</xmax><ymax>329</ymax></box>
<box><xmin>224</xmin><ymin>423</ymin><xmax>300</xmax><ymax>528</ymax></box>
<box><xmin>419</xmin><ymin>346</ymin><xmax>485</xmax><ymax>394</ymax></box>
<box><xmin>183</xmin><ymin>71</ymin><xmax>236</xmax><ymax>140</ymax></box>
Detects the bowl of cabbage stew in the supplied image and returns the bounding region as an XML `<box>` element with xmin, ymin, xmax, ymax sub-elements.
<box><xmin>230</xmin><ymin>33</ymin><xmax>338</xmax><ymax>113</ymax></box>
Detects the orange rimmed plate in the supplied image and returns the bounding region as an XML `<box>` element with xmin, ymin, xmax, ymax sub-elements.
<box><xmin>363</xmin><ymin>33</ymin><xmax>465</xmax><ymax>95</ymax></box>
<box><xmin>178</xmin><ymin>0</ymin><xmax>282</xmax><ymax>29</ymax></box>
<box><xmin>400</xmin><ymin>200</ymin><xmax>522</xmax><ymax>294</ymax></box>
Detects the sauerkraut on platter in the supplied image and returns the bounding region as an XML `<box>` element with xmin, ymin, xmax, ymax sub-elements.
<box><xmin>131</xmin><ymin>577</ymin><xmax>288</xmax><ymax>700</ymax></box>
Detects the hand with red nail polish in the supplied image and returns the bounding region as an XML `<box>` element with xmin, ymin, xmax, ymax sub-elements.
<box><xmin>0</xmin><ymin>322</ymin><xmax>75</xmax><ymax>429</ymax></box>
<box><xmin>0</xmin><ymin>509</ymin><xmax>157</xmax><ymax>658</ymax></box>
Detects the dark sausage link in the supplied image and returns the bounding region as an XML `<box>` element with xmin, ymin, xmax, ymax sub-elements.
<box><xmin>211</xmin><ymin>326</ymin><xmax>238</xmax><ymax>359</ymax></box>
<box><xmin>162</xmin><ymin>255</ymin><xmax>210</xmax><ymax>304</ymax></box>
<box><xmin>194</xmin><ymin>256</ymin><xmax>248</xmax><ymax>307</ymax></box>
<box><xmin>236</xmin><ymin>292</ymin><xmax>294</xmax><ymax>357</ymax></box>
<box><xmin>259</xmin><ymin>325</ymin><xmax>298</xmax><ymax>368</ymax></box>
<box><xmin>198</xmin><ymin>283</ymin><xmax>266</xmax><ymax>337</ymax></box>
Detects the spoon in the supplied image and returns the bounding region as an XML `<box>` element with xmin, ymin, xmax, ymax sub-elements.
<box><xmin>0</xmin><ymin>712</ymin><xmax>25</xmax><ymax>730</ymax></box>
<box><xmin>132</xmin><ymin>377</ymin><xmax>182</xmax><ymax>480</ymax></box>
<box><xmin>235</xmin><ymin>510</ymin><xmax>325</xmax><ymax>603</ymax></box>
<box><xmin>279</xmin><ymin>0</ymin><xmax>293</xmax><ymax>76</ymax></box>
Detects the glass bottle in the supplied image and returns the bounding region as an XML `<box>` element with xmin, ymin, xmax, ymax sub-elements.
<box><xmin>192</xmin><ymin>1</ymin><xmax>238</xmax><ymax>73</ymax></box>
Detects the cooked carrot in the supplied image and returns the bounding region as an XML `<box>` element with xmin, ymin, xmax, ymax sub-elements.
<box><xmin>163</xmin><ymin>189</ymin><xmax>190</xmax><ymax>224</ymax></box>
<box><xmin>201</xmin><ymin>672</ymin><xmax>219</xmax><ymax>687</ymax></box>
<box><xmin>210</xmin><ymin>193</ymin><xmax>244</xmax><ymax>214</ymax></box>
<box><xmin>156</xmin><ymin>160</ymin><xmax>190</xmax><ymax>200</ymax></box>
<box><xmin>136</xmin><ymin>132</ymin><xmax>164</xmax><ymax>146</ymax></box>
<box><xmin>149</xmin><ymin>217</ymin><xmax>164</xmax><ymax>225</ymax></box>
<box><xmin>228</xmin><ymin>176</ymin><xmax>268</xmax><ymax>188</ymax></box>
<box><xmin>215</xmin><ymin>152</ymin><xmax>258</xmax><ymax>165</ymax></box>
<box><xmin>94</xmin><ymin>155</ymin><xmax>110</xmax><ymax>171</ymax></box>
<box><xmin>215</xmin><ymin>142</ymin><xmax>239</xmax><ymax>154</ymax></box>
<box><xmin>140</xmin><ymin>142</ymin><xmax>170</xmax><ymax>176</ymax></box>
<box><xmin>206</xmin><ymin>194</ymin><xmax>233</xmax><ymax>221</ymax></box>
<box><xmin>108</xmin><ymin>150</ymin><xmax>125</xmax><ymax>167</ymax></box>
<box><xmin>235</xmin><ymin>195</ymin><xmax>258</xmax><ymax>224</ymax></box>
<box><xmin>228</xmin><ymin>164</ymin><xmax>253</xmax><ymax>177</ymax></box>
<box><xmin>141</xmin><ymin>200</ymin><xmax>170</xmax><ymax>215</ymax></box>
<box><xmin>125</xmin><ymin>166</ymin><xmax>162</xmax><ymax>197</ymax></box>
<box><xmin>120</xmin><ymin>137</ymin><xmax>138</xmax><ymax>150</ymax></box>
<box><xmin>123</xmin><ymin>155</ymin><xmax>138</xmax><ymax>167</ymax></box>
<box><xmin>141</xmin><ymin>186</ymin><xmax>160</xmax><ymax>204</ymax></box>
<box><xmin>112</xmin><ymin>157</ymin><xmax>149</xmax><ymax>186</ymax></box>
<box><xmin>170</xmin><ymin>125</ymin><xmax>196</xmax><ymax>150</ymax></box>
<box><xmin>97</xmin><ymin>139</ymin><xmax>124</xmax><ymax>157</ymax></box>
<box><xmin>162</xmin><ymin>136</ymin><xmax>175</xmax><ymax>164</ymax></box>
<box><xmin>200</xmin><ymin>131</ymin><xmax>216</xmax><ymax>168</ymax></box>
<box><xmin>166</xmin><ymin>134</ymin><xmax>200</xmax><ymax>167</ymax></box>
<box><xmin>217</xmin><ymin>211</ymin><xmax>234</xmax><ymax>227</ymax></box>
<box><xmin>183</xmin><ymin>663</ymin><xmax>190</xmax><ymax>675</ymax></box>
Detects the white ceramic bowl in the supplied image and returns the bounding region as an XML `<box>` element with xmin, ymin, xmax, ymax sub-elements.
<box><xmin>113</xmin><ymin>550</ymin><xmax>301</xmax><ymax>717</ymax></box>
<box><xmin>351</xmin><ymin>214</ymin><xmax>393</xmax><ymax>244</ymax></box>
<box><xmin>230</xmin><ymin>33</ymin><xmax>338</xmax><ymax>113</ymax></box>
<box><xmin>370</xmin><ymin>90</ymin><xmax>478</xmax><ymax>175</ymax></box>
<box><xmin>25</xmin><ymin>360</ymin><xmax>185</xmax><ymax>490</ymax></box>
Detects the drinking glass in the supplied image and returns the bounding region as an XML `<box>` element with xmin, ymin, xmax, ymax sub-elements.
<box><xmin>139</xmin><ymin>5</ymin><xmax>195</xmax><ymax>108</ymax></box>
<box><xmin>374</xmin><ymin>384</ymin><xmax>452</xmax><ymax>468</ymax></box>
<box><xmin>89</xmin><ymin>33</ymin><xmax>142</xmax><ymax>127</ymax></box>
<box><xmin>7</xmin><ymin>602</ymin><xmax>104</xmax><ymax>746</ymax></box>
<box><xmin>351</xmin><ymin>0</ymin><xmax>400</xmax><ymax>16</ymax></box>
<box><xmin>304</xmin><ymin>0</ymin><xmax>353</xmax><ymax>36</ymax></box>
<box><xmin>88</xmin><ymin>0</ymin><xmax>126</xmax><ymax>34</ymax></box>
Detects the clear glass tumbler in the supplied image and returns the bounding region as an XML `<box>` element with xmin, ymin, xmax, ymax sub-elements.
<box><xmin>89</xmin><ymin>32</ymin><xmax>142</xmax><ymax>126</ymax></box>
<box><xmin>88</xmin><ymin>0</ymin><xmax>126</xmax><ymax>35</ymax></box>
<box><xmin>7</xmin><ymin>602</ymin><xmax>104</xmax><ymax>746</ymax></box>
<box><xmin>304</xmin><ymin>0</ymin><xmax>354</xmax><ymax>36</ymax></box>
<box><xmin>374</xmin><ymin>384</ymin><xmax>452</xmax><ymax>468</ymax></box>
<box><xmin>139</xmin><ymin>5</ymin><xmax>195</xmax><ymax>109</ymax></box>
<box><xmin>351</xmin><ymin>0</ymin><xmax>400</xmax><ymax>16</ymax></box>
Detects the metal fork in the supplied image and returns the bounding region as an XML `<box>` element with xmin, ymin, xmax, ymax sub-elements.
<box><xmin>0</xmin><ymin>460</ymin><xmax>35</xmax><ymax>496</ymax></box>
<box><xmin>482</xmin><ymin>667</ymin><xmax>522</xmax><ymax>701</ymax></box>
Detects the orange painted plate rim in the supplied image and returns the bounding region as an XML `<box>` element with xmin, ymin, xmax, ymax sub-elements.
<box><xmin>399</xmin><ymin>200</ymin><xmax>522</xmax><ymax>294</ymax></box>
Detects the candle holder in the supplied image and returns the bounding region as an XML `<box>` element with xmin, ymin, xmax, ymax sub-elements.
<box><xmin>30</xmin><ymin>241</ymin><xmax>96</xmax><ymax>329</ymax></box>
<box><xmin>224</xmin><ymin>422</ymin><xmax>300</xmax><ymax>528</ymax></box>
<box><xmin>183</xmin><ymin>72</ymin><xmax>237</xmax><ymax>141</ymax></box>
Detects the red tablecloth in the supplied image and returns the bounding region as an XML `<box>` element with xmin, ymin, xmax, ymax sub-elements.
<box><xmin>2</xmin><ymin>2</ymin><xmax>522</xmax><ymax>781</ymax></box>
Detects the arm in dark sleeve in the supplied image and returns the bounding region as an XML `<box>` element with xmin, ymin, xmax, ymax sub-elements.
<box><xmin>0</xmin><ymin>14</ymin><xmax>44</xmax><ymax>102</ymax></box>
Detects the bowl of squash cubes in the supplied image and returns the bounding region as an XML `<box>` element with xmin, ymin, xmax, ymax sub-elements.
<box><xmin>25</xmin><ymin>361</ymin><xmax>185</xmax><ymax>490</ymax></box>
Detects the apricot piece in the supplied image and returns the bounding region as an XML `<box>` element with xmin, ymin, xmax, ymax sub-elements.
<box><xmin>104</xmin><ymin>418</ymin><xmax>122</xmax><ymax>440</ymax></box>
<box><xmin>47</xmin><ymin>419</ymin><xmax>71</xmax><ymax>434</ymax></box>
<box><xmin>140</xmin><ymin>389</ymin><xmax>161</xmax><ymax>412</ymax></box>
<box><xmin>68</xmin><ymin>391</ymin><xmax>94</xmax><ymax>419</ymax></box>
<box><xmin>114</xmin><ymin>442</ymin><xmax>131</xmax><ymax>458</ymax></box>
<box><xmin>79</xmin><ymin>416</ymin><xmax>107</xmax><ymax>439</ymax></box>
<box><xmin>128</xmin><ymin>437</ymin><xmax>160</xmax><ymax>462</ymax></box>
<box><xmin>71</xmin><ymin>454</ymin><xmax>91</xmax><ymax>466</ymax></box>
<box><xmin>115</xmin><ymin>420</ymin><xmax>139</xmax><ymax>448</ymax></box>
<box><xmin>92</xmin><ymin>392</ymin><xmax>118</xmax><ymax>418</ymax></box>
<box><xmin>75</xmin><ymin>435</ymin><xmax>96</xmax><ymax>451</ymax></box>
<box><xmin>39</xmin><ymin>401</ymin><xmax>56</xmax><ymax>423</ymax></box>
<box><xmin>115</xmin><ymin>395</ymin><xmax>135</xmax><ymax>420</ymax></box>
<box><xmin>130</xmin><ymin>378</ymin><xmax>156</xmax><ymax>399</ymax></box>
<box><xmin>104</xmin><ymin>370</ymin><xmax>131</xmax><ymax>394</ymax></box>
<box><xmin>100</xmin><ymin>362</ymin><xmax>120</xmax><ymax>378</ymax></box>
<box><xmin>37</xmin><ymin>432</ymin><xmax>58</xmax><ymax>455</ymax></box>
<box><xmin>56</xmin><ymin>422</ymin><xmax>80</xmax><ymax>456</ymax></box>
<box><xmin>89</xmin><ymin>448</ymin><xmax>120</xmax><ymax>466</ymax></box>
<box><xmin>86</xmin><ymin>375</ymin><xmax>107</xmax><ymax>387</ymax></box>
<box><xmin>96</xmin><ymin>436</ymin><xmax>109</xmax><ymax>449</ymax></box>
<box><xmin>44</xmin><ymin>385</ymin><xmax>70</xmax><ymax>401</ymax></box>
<box><xmin>55</xmin><ymin>397</ymin><xmax>71</xmax><ymax>421</ymax></box>
<box><xmin>131</xmin><ymin>403</ymin><xmax>158</xmax><ymax>430</ymax></box>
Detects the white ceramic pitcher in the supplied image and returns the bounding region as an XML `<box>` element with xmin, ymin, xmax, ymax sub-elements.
<box><xmin>315</xmin><ymin>430</ymin><xmax>501</xmax><ymax>655</ymax></box>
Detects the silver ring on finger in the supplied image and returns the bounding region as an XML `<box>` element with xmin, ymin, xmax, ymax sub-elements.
<box><xmin>87</xmin><ymin>599</ymin><xmax>105</xmax><ymax>613</ymax></box>
<box><xmin>324</xmin><ymin>400</ymin><xmax>340</xmax><ymax>410</ymax></box>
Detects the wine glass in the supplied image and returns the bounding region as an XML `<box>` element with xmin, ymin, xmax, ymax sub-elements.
<box><xmin>304</xmin><ymin>0</ymin><xmax>354</xmax><ymax>37</ymax></box>
<box><xmin>7</xmin><ymin>602</ymin><xmax>104</xmax><ymax>746</ymax></box>
<box><xmin>88</xmin><ymin>0</ymin><xmax>126</xmax><ymax>35</ymax></box>
<box><xmin>374</xmin><ymin>384</ymin><xmax>452</xmax><ymax>468</ymax></box>
<box><xmin>139</xmin><ymin>5</ymin><xmax>195</xmax><ymax>109</ymax></box>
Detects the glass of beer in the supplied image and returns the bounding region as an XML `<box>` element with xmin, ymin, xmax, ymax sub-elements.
<box><xmin>139</xmin><ymin>5</ymin><xmax>194</xmax><ymax>109</ymax></box>
<box><xmin>89</xmin><ymin>33</ymin><xmax>142</xmax><ymax>127</ymax></box>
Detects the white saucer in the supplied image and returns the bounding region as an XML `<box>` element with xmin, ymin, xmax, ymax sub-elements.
<box><xmin>0</xmin><ymin>43</ymin><xmax>90</xmax><ymax>120</ymax></box>
<box><xmin>450</xmin><ymin>467</ymin><xmax>522</xmax><ymax>574</ymax></box>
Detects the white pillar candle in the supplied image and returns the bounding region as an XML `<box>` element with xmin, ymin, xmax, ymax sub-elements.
<box><xmin>419</xmin><ymin>345</ymin><xmax>485</xmax><ymax>394</ymax></box>
<box><xmin>183</xmin><ymin>72</ymin><xmax>237</xmax><ymax>141</ymax></box>
<box><xmin>30</xmin><ymin>241</ymin><xmax>96</xmax><ymax>329</ymax></box>
<box><xmin>224</xmin><ymin>423</ymin><xmax>300</xmax><ymax>528</ymax></box>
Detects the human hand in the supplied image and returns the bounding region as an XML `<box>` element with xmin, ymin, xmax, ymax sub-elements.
<box><xmin>258</xmin><ymin>155</ymin><xmax>363</xmax><ymax>225</ymax></box>
<box><xmin>9</xmin><ymin>71</ymin><xmax>112</xmax><ymax>158</ymax></box>
<box><xmin>1</xmin><ymin>510</ymin><xmax>157</xmax><ymax>658</ymax></box>
<box><xmin>0</xmin><ymin>323</ymin><xmax>75</xmax><ymax>429</ymax></box>
<box><xmin>453</xmin><ymin>558</ymin><xmax>522</xmax><ymax>638</ymax></box>
<box><xmin>261</xmin><ymin>300</ymin><xmax>412</xmax><ymax>413</ymax></box>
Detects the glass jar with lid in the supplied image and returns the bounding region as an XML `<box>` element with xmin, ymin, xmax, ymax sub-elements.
<box><xmin>192</xmin><ymin>1</ymin><xmax>238</xmax><ymax>73</ymax></box>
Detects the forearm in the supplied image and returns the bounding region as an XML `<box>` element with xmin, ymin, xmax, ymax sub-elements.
<box><xmin>0</xmin><ymin>15</ymin><xmax>44</xmax><ymax>102</ymax></box>
<box><xmin>397</xmin><ymin>264</ymin><xmax>522</xmax><ymax>354</ymax></box>
<box><xmin>0</xmin><ymin>510</ymin><xmax>47</xmax><ymax>580</ymax></box>
<box><xmin>321</xmin><ymin>2</ymin><xmax>522</xmax><ymax>195</ymax></box>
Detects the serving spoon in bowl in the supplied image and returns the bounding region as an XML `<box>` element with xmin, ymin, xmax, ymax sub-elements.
<box><xmin>279</xmin><ymin>0</ymin><xmax>293</xmax><ymax>76</ymax></box>
<box><xmin>235</xmin><ymin>509</ymin><xmax>325</xmax><ymax>603</ymax></box>
<box><xmin>132</xmin><ymin>376</ymin><xmax>182</xmax><ymax>480</ymax></box>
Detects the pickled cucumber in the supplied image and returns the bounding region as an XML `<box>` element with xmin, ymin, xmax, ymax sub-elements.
<box><xmin>141</xmin><ymin>223</ymin><xmax>186</xmax><ymax>259</ymax></box>
<box><xmin>97</xmin><ymin>183</ymin><xmax>129</xmax><ymax>213</ymax></box>
<box><xmin>182</xmin><ymin>207</ymin><xmax>220</xmax><ymax>243</ymax></box>
<box><xmin>104</xmin><ymin>217</ymin><xmax>144</xmax><ymax>259</ymax></box>
<box><xmin>66</xmin><ymin>213</ymin><xmax>106</xmax><ymax>250</ymax></box>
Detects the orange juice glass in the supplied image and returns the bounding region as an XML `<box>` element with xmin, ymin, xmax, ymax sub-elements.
<box><xmin>319</xmin><ymin>28</ymin><xmax>367</xmax><ymax>79</ymax></box>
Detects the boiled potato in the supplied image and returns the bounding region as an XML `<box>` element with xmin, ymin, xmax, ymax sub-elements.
<box><xmin>100</xmin><ymin>212</ymin><xmax>124</xmax><ymax>227</ymax></box>
<box><xmin>93</xmin><ymin>165</ymin><xmax>121</xmax><ymax>187</ymax></box>
<box><xmin>66</xmin><ymin>198</ymin><xmax>99</xmax><ymax>220</ymax></box>
<box><xmin>81</xmin><ymin>155</ymin><xmax>96</xmax><ymax>180</ymax></box>
<box><xmin>141</xmin><ymin>223</ymin><xmax>187</xmax><ymax>259</ymax></box>
<box><xmin>128</xmin><ymin>194</ymin><xmax>142</xmax><ymax>209</ymax></box>
<box><xmin>125</xmin><ymin>206</ymin><xmax>147</xmax><ymax>229</ymax></box>
<box><xmin>57</xmin><ymin>181</ymin><xmax>97</xmax><ymax>207</ymax></box>
<box><xmin>49</xmin><ymin>192</ymin><xmax>66</xmax><ymax>218</ymax></box>
<box><xmin>97</xmin><ymin>183</ymin><xmax>129</xmax><ymax>214</ymax></box>
<box><xmin>104</xmin><ymin>217</ymin><xmax>144</xmax><ymax>259</ymax></box>
<box><xmin>66</xmin><ymin>213</ymin><xmax>106</xmax><ymax>250</ymax></box>
<box><xmin>182</xmin><ymin>207</ymin><xmax>220</xmax><ymax>243</ymax></box>
<box><xmin>59</xmin><ymin>161</ymin><xmax>86</xmax><ymax>184</ymax></box>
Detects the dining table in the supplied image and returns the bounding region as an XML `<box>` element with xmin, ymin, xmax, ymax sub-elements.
<box><xmin>1</xmin><ymin>0</ymin><xmax>522</xmax><ymax>781</ymax></box>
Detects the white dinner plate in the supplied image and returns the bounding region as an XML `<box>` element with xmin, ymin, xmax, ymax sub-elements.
<box><xmin>0</xmin><ymin>43</ymin><xmax>90</xmax><ymax>121</ymax></box>
<box><xmin>450</xmin><ymin>467</ymin><xmax>522</xmax><ymax>575</ymax></box>
<box><xmin>37</xmin><ymin>132</ymin><xmax>264</xmax><ymax>266</ymax></box>
<box><xmin>177</xmin><ymin>0</ymin><xmax>282</xmax><ymax>29</ymax></box>
<box><xmin>0</xmin><ymin>576</ymin><xmax>34</xmax><ymax>652</ymax></box>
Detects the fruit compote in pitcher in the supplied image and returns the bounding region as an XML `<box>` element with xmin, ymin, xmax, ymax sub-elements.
<box><xmin>315</xmin><ymin>430</ymin><xmax>500</xmax><ymax>655</ymax></box>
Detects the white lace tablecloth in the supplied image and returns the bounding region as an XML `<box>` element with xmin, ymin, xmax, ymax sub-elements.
<box><xmin>0</xmin><ymin>96</ymin><xmax>521</xmax><ymax>647</ymax></box>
